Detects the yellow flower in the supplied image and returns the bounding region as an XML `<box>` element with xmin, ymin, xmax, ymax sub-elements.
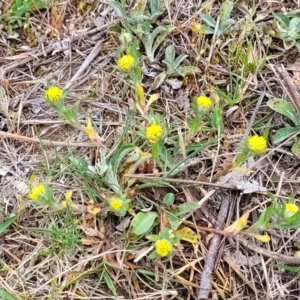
<box><xmin>44</xmin><ymin>86</ymin><xmax>63</xmax><ymax>102</ymax></box>
<box><xmin>196</xmin><ymin>95</ymin><xmax>212</xmax><ymax>108</ymax></box>
<box><xmin>29</xmin><ymin>184</ymin><xmax>45</xmax><ymax>200</ymax></box>
<box><xmin>84</xmin><ymin>118</ymin><xmax>97</xmax><ymax>140</ymax></box>
<box><xmin>285</xmin><ymin>203</ymin><xmax>299</xmax><ymax>218</ymax></box>
<box><xmin>110</xmin><ymin>198</ymin><xmax>123</xmax><ymax>211</ymax></box>
<box><xmin>155</xmin><ymin>239</ymin><xmax>173</xmax><ymax>257</ymax></box>
<box><xmin>117</xmin><ymin>55</ymin><xmax>135</xmax><ymax>70</ymax></box>
<box><xmin>65</xmin><ymin>191</ymin><xmax>73</xmax><ymax>202</ymax></box>
<box><xmin>192</xmin><ymin>23</ymin><xmax>204</xmax><ymax>36</ymax></box>
<box><xmin>247</xmin><ymin>135</ymin><xmax>267</xmax><ymax>152</ymax></box>
<box><xmin>145</xmin><ymin>124</ymin><xmax>163</xmax><ymax>143</ymax></box>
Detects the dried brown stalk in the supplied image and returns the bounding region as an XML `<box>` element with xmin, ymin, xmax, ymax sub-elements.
<box><xmin>197</xmin><ymin>192</ymin><xmax>230</xmax><ymax>300</ymax></box>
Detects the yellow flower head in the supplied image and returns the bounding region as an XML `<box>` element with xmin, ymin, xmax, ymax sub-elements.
<box><xmin>29</xmin><ymin>184</ymin><xmax>45</xmax><ymax>200</ymax></box>
<box><xmin>285</xmin><ymin>203</ymin><xmax>299</xmax><ymax>218</ymax></box>
<box><xmin>44</xmin><ymin>86</ymin><xmax>63</xmax><ymax>102</ymax></box>
<box><xmin>196</xmin><ymin>95</ymin><xmax>212</xmax><ymax>108</ymax></box>
<box><xmin>84</xmin><ymin>118</ymin><xmax>97</xmax><ymax>140</ymax></box>
<box><xmin>155</xmin><ymin>239</ymin><xmax>173</xmax><ymax>257</ymax></box>
<box><xmin>192</xmin><ymin>23</ymin><xmax>204</xmax><ymax>36</ymax></box>
<box><xmin>145</xmin><ymin>123</ymin><xmax>163</xmax><ymax>143</ymax></box>
<box><xmin>110</xmin><ymin>198</ymin><xmax>123</xmax><ymax>211</ymax></box>
<box><xmin>247</xmin><ymin>135</ymin><xmax>267</xmax><ymax>152</ymax></box>
<box><xmin>117</xmin><ymin>55</ymin><xmax>135</xmax><ymax>71</ymax></box>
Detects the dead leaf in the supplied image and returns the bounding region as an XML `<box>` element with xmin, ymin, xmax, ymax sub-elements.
<box><xmin>176</xmin><ymin>89</ymin><xmax>190</xmax><ymax>110</ymax></box>
<box><xmin>246</xmin><ymin>233</ymin><xmax>270</xmax><ymax>243</ymax></box>
<box><xmin>235</xmin><ymin>180</ymin><xmax>267</xmax><ymax>194</ymax></box>
<box><xmin>166</xmin><ymin>78</ymin><xmax>183</xmax><ymax>90</ymax></box>
<box><xmin>224</xmin><ymin>211</ymin><xmax>250</xmax><ymax>235</ymax></box>
<box><xmin>175</xmin><ymin>226</ymin><xmax>199</xmax><ymax>244</ymax></box>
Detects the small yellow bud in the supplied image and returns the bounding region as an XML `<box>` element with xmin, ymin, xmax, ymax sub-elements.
<box><xmin>44</xmin><ymin>86</ymin><xmax>63</xmax><ymax>102</ymax></box>
<box><xmin>29</xmin><ymin>184</ymin><xmax>45</xmax><ymax>200</ymax></box>
<box><xmin>196</xmin><ymin>95</ymin><xmax>212</xmax><ymax>109</ymax></box>
<box><xmin>117</xmin><ymin>55</ymin><xmax>135</xmax><ymax>70</ymax></box>
<box><xmin>110</xmin><ymin>198</ymin><xmax>123</xmax><ymax>211</ymax></box>
<box><xmin>145</xmin><ymin>124</ymin><xmax>163</xmax><ymax>143</ymax></box>
<box><xmin>247</xmin><ymin>135</ymin><xmax>267</xmax><ymax>152</ymax></box>
<box><xmin>155</xmin><ymin>239</ymin><xmax>173</xmax><ymax>257</ymax></box>
<box><xmin>285</xmin><ymin>203</ymin><xmax>299</xmax><ymax>218</ymax></box>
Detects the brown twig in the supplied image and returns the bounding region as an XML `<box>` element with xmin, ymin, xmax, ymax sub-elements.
<box><xmin>197</xmin><ymin>192</ymin><xmax>230</xmax><ymax>300</ymax></box>
<box><xmin>64</xmin><ymin>40</ymin><xmax>103</xmax><ymax>90</ymax></box>
<box><xmin>235</xmin><ymin>236</ymin><xmax>300</xmax><ymax>264</ymax></box>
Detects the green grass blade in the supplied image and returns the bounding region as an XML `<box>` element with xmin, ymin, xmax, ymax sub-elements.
<box><xmin>0</xmin><ymin>215</ymin><xmax>17</xmax><ymax>234</ymax></box>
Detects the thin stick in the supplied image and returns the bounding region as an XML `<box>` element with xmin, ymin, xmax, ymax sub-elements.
<box><xmin>197</xmin><ymin>193</ymin><xmax>230</xmax><ymax>300</ymax></box>
<box><xmin>236</xmin><ymin>236</ymin><xmax>300</xmax><ymax>264</ymax></box>
<box><xmin>64</xmin><ymin>40</ymin><xmax>103</xmax><ymax>90</ymax></box>
<box><xmin>243</xmin><ymin>89</ymin><xmax>265</xmax><ymax>139</ymax></box>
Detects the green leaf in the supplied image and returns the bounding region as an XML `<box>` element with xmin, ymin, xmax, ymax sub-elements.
<box><xmin>249</xmin><ymin>206</ymin><xmax>273</xmax><ymax>230</ymax></box>
<box><xmin>150</xmin><ymin>0</ymin><xmax>159</xmax><ymax>15</ymax></box>
<box><xmin>273</xmin><ymin>127</ymin><xmax>299</xmax><ymax>144</ymax></box>
<box><xmin>109</xmin><ymin>1</ymin><xmax>128</xmax><ymax>18</ymax></box>
<box><xmin>213</xmin><ymin>86</ymin><xmax>238</xmax><ymax>107</ymax></box>
<box><xmin>211</xmin><ymin>107</ymin><xmax>224</xmax><ymax>136</ymax></box>
<box><xmin>275</xmin><ymin>264</ymin><xmax>300</xmax><ymax>273</ymax></box>
<box><xmin>173</xmin><ymin>54</ymin><xmax>189</xmax><ymax>70</ymax></box>
<box><xmin>288</xmin><ymin>17</ymin><xmax>300</xmax><ymax>37</ymax></box>
<box><xmin>220</xmin><ymin>0</ymin><xmax>234</xmax><ymax>23</ymax></box>
<box><xmin>178</xmin><ymin>202</ymin><xmax>199</xmax><ymax>216</ymax></box>
<box><xmin>159</xmin><ymin>145</ymin><xmax>173</xmax><ymax>169</ymax></box>
<box><xmin>0</xmin><ymin>290</ymin><xmax>17</xmax><ymax>300</ymax></box>
<box><xmin>267</xmin><ymin>98</ymin><xmax>300</xmax><ymax>126</ymax></box>
<box><xmin>148</xmin><ymin>251</ymin><xmax>159</xmax><ymax>259</ymax></box>
<box><xmin>201</xmin><ymin>25</ymin><xmax>216</xmax><ymax>35</ymax></box>
<box><xmin>163</xmin><ymin>45</ymin><xmax>175</xmax><ymax>66</ymax></box>
<box><xmin>201</xmin><ymin>14</ymin><xmax>216</xmax><ymax>28</ymax></box>
<box><xmin>152</xmin><ymin>25</ymin><xmax>175</xmax><ymax>57</ymax></box>
<box><xmin>146</xmin><ymin>234</ymin><xmax>159</xmax><ymax>242</ymax></box>
<box><xmin>176</xmin><ymin>66</ymin><xmax>201</xmax><ymax>77</ymax></box>
<box><xmin>103</xmin><ymin>271</ymin><xmax>118</xmax><ymax>296</ymax></box>
<box><xmin>278</xmin><ymin>211</ymin><xmax>300</xmax><ymax>229</ymax></box>
<box><xmin>111</xmin><ymin>144</ymin><xmax>135</xmax><ymax>173</ymax></box>
<box><xmin>167</xmin><ymin>210</ymin><xmax>181</xmax><ymax>230</ymax></box>
<box><xmin>275</xmin><ymin>14</ymin><xmax>290</xmax><ymax>28</ymax></box>
<box><xmin>220</xmin><ymin>18</ymin><xmax>236</xmax><ymax>31</ymax></box>
<box><xmin>163</xmin><ymin>193</ymin><xmax>175</xmax><ymax>206</ymax></box>
<box><xmin>146</xmin><ymin>26</ymin><xmax>167</xmax><ymax>52</ymax></box>
<box><xmin>0</xmin><ymin>215</ymin><xmax>17</xmax><ymax>234</ymax></box>
<box><xmin>130</xmin><ymin>212</ymin><xmax>158</xmax><ymax>236</ymax></box>
<box><xmin>292</xmin><ymin>139</ymin><xmax>300</xmax><ymax>156</ymax></box>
